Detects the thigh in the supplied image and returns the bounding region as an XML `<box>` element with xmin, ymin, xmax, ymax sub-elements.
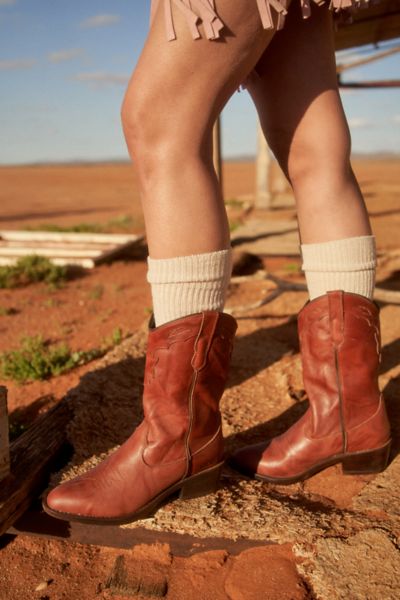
<box><xmin>245</xmin><ymin>3</ymin><xmax>350</xmax><ymax>175</ymax></box>
<box><xmin>124</xmin><ymin>1</ymin><xmax>280</xmax><ymax>140</ymax></box>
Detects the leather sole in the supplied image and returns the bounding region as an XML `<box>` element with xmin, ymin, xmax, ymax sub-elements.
<box><xmin>41</xmin><ymin>461</ymin><xmax>224</xmax><ymax>525</ymax></box>
<box><xmin>229</xmin><ymin>441</ymin><xmax>392</xmax><ymax>485</ymax></box>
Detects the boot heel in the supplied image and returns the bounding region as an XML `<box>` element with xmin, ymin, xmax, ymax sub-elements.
<box><xmin>342</xmin><ymin>442</ymin><xmax>391</xmax><ymax>475</ymax></box>
<box><xmin>179</xmin><ymin>463</ymin><xmax>223</xmax><ymax>500</ymax></box>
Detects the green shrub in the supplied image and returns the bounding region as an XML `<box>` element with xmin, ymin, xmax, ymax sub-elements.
<box><xmin>0</xmin><ymin>255</ymin><xmax>67</xmax><ymax>289</ymax></box>
<box><xmin>0</xmin><ymin>335</ymin><xmax>103</xmax><ymax>384</ymax></box>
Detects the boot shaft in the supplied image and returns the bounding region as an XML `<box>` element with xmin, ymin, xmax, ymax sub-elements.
<box><xmin>298</xmin><ymin>291</ymin><xmax>388</xmax><ymax>449</ymax></box>
<box><xmin>143</xmin><ymin>311</ymin><xmax>237</xmax><ymax>468</ymax></box>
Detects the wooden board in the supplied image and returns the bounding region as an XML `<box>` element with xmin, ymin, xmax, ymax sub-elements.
<box><xmin>0</xmin><ymin>387</ymin><xmax>10</xmax><ymax>483</ymax></box>
<box><xmin>0</xmin><ymin>398</ymin><xmax>73</xmax><ymax>536</ymax></box>
<box><xmin>335</xmin><ymin>1</ymin><xmax>400</xmax><ymax>50</ymax></box>
<box><xmin>0</xmin><ymin>230</ymin><xmax>144</xmax><ymax>269</ymax></box>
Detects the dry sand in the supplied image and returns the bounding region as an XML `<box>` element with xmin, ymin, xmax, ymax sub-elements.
<box><xmin>1</xmin><ymin>157</ymin><xmax>400</xmax><ymax>599</ymax></box>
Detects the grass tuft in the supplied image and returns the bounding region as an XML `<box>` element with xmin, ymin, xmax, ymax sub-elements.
<box><xmin>25</xmin><ymin>222</ymin><xmax>103</xmax><ymax>233</ymax></box>
<box><xmin>0</xmin><ymin>335</ymin><xmax>103</xmax><ymax>384</ymax></box>
<box><xmin>0</xmin><ymin>255</ymin><xmax>67</xmax><ymax>289</ymax></box>
<box><xmin>111</xmin><ymin>327</ymin><xmax>122</xmax><ymax>345</ymax></box>
<box><xmin>101</xmin><ymin>326</ymin><xmax>123</xmax><ymax>349</ymax></box>
<box><xmin>88</xmin><ymin>284</ymin><xmax>104</xmax><ymax>300</ymax></box>
<box><xmin>284</xmin><ymin>262</ymin><xmax>301</xmax><ymax>273</ymax></box>
<box><xmin>225</xmin><ymin>197</ymin><xmax>244</xmax><ymax>208</ymax></box>
<box><xmin>229</xmin><ymin>220</ymin><xmax>241</xmax><ymax>232</ymax></box>
<box><xmin>106</xmin><ymin>215</ymin><xmax>134</xmax><ymax>230</ymax></box>
<box><xmin>24</xmin><ymin>214</ymin><xmax>135</xmax><ymax>234</ymax></box>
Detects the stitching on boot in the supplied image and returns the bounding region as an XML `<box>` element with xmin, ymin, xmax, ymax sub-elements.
<box><xmin>191</xmin><ymin>424</ymin><xmax>222</xmax><ymax>457</ymax></box>
<box><xmin>334</xmin><ymin>348</ymin><xmax>347</xmax><ymax>453</ymax></box>
<box><xmin>183</xmin><ymin>313</ymin><xmax>206</xmax><ymax>478</ymax></box>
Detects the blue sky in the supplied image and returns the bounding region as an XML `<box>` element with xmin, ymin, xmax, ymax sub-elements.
<box><xmin>0</xmin><ymin>0</ymin><xmax>399</xmax><ymax>165</ymax></box>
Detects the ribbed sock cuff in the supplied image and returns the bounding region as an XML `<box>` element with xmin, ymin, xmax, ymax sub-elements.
<box><xmin>301</xmin><ymin>235</ymin><xmax>376</xmax><ymax>300</ymax></box>
<box><xmin>147</xmin><ymin>248</ymin><xmax>232</xmax><ymax>284</ymax></box>
<box><xmin>301</xmin><ymin>235</ymin><xmax>376</xmax><ymax>272</ymax></box>
<box><xmin>146</xmin><ymin>248</ymin><xmax>233</xmax><ymax>326</ymax></box>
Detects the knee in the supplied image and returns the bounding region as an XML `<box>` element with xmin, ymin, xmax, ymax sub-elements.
<box><xmin>121</xmin><ymin>85</ymin><xmax>202</xmax><ymax>185</ymax></box>
<box><xmin>120</xmin><ymin>88</ymin><xmax>161</xmax><ymax>169</ymax></box>
<box><xmin>266</xmin><ymin>123</ymin><xmax>353</xmax><ymax>191</ymax></box>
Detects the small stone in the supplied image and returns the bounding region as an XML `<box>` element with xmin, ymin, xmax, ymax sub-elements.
<box><xmin>34</xmin><ymin>581</ymin><xmax>49</xmax><ymax>592</ymax></box>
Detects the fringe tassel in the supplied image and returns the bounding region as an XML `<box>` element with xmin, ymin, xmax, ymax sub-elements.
<box><xmin>164</xmin><ymin>0</ymin><xmax>225</xmax><ymax>41</ymax></box>
<box><xmin>256</xmin><ymin>0</ymin><xmax>288</xmax><ymax>30</ymax></box>
<box><xmin>151</xmin><ymin>0</ymin><xmax>373</xmax><ymax>42</ymax></box>
<box><xmin>330</xmin><ymin>0</ymin><xmax>358</xmax><ymax>10</ymax></box>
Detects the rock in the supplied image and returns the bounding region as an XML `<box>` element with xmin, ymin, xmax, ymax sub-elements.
<box><xmin>224</xmin><ymin>545</ymin><xmax>307</xmax><ymax>600</ymax></box>
<box><xmin>352</xmin><ymin>454</ymin><xmax>400</xmax><ymax>520</ymax></box>
<box><xmin>34</xmin><ymin>581</ymin><xmax>49</xmax><ymax>592</ymax></box>
<box><xmin>168</xmin><ymin>550</ymin><xmax>229</xmax><ymax>600</ymax></box>
<box><xmin>294</xmin><ymin>530</ymin><xmax>400</xmax><ymax>600</ymax></box>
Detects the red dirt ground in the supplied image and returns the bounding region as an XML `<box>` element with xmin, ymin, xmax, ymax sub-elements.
<box><xmin>0</xmin><ymin>157</ymin><xmax>399</xmax><ymax>599</ymax></box>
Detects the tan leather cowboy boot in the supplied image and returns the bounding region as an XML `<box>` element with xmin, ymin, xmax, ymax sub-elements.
<box><xmin>230</xmin><ymin>291</ymin><xmax>391</xmax><ymax>484</ymax></box>
<box><xmin>43</xmin><ymin>310</ymin><xmax>237</xmax><ymax>524</ymax></box>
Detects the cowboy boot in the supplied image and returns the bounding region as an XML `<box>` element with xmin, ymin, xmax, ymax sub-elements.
<box><xmin>43</xmin><ymin>310</ymin><xmax>237</xmax><ymax>524</ymax></box>
<box><xmin>230</xmin><ymin>291</ymin><xmax>391</xmax><ymax>484</ymax></box>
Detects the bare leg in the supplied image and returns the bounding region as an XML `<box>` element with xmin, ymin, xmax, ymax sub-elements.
<box><xmin>244</xmin><ymin>3</ymin><xmax>371</xmax><ymax>244</ymax></box>
<box><xmin>229</xmin><ymin>5</ymin><xmax>390</xmax><ymax>486</ymax></box>
<box><xmin>121</xmin><ymin>1</ymin><xmax>280</xmax><ymax>258</ymax></box>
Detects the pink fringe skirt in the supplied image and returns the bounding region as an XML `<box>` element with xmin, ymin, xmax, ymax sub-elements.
<box><xmin>149</xmin><ymin>0</ymin><xmax>371</xmax><ymax>41</ymax></box>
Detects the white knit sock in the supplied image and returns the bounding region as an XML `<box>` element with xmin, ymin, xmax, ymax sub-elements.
<box><xmin>301</xmin><ymin>235</ymin><xmax>376</xmax><ymax>301</ymax></box>
<box><xmin>146</xmin><ymin>248</ymin><xmax>233</xmax><ymax>326</ymax></box>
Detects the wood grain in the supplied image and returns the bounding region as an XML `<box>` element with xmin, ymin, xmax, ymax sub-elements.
<box><xmin>0</xmin><ymin>397</ymin><xmax>73</xmax><ymax>536</ymax></box>
<box><xmin>0</xmin><ymin>387</ymin><xmax>10</xmax><ymax>483</ymax></box>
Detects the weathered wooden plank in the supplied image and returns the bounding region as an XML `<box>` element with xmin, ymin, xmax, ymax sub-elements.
<box><xmin>0</xmin><ymin>257</ymin><xmax>97</xmax><ymax>268</ymax></box>
<box><xmin>335</xmin><ymin>4</ymin><xmax>400</xmax><ymax>51</ymax></box>
<box><xmin>0</xmin><ymin>231</ymin><xmax>139</xmax><ymax>244</ymax></box>
<box><xmin>0</xmin><ymin>246</ymin><xmax>104</xmax><ymax>258</ymax></box>
<box><xmin>0</xmin><ymin>230</ymin><xmax>144</xmax><ymax>269</ymax></box>
<box><xmin>0</xmin><ymin>398</ymin><xmax>73</xmax><ymax>536</ymax></box>
<box><xmin>0</xmin><ymin>387</ymin><xmax>10</xmax><ymax>483</ymax></box>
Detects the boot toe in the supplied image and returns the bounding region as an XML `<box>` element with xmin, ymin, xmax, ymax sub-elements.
<box><xmin>44</xmin><ymin>479</ymin><xmax>94</xmax><ymax>518</ymax></box>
